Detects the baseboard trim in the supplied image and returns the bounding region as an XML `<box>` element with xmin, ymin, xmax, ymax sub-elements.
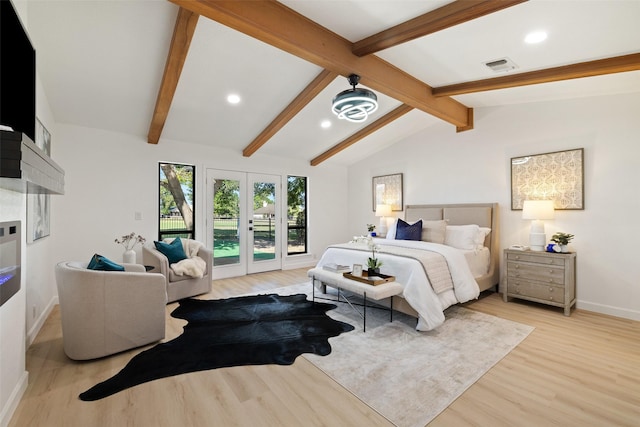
<box><xmin>283</xmin><ymin>256</ymin><xmax>316</xmax><ymax>271</ymax></box>
<box><xmin>578</xmin><ymin>299</ymin><xmax>640</xmax><ymax>322</ymax></box>
<box><xmin>0</xmin><ymin>370</ymin><xmax>28</xmax><ymax>427</ymax></box>
<box><xmin>26</xmin><ymin>296</ymin><xmax>58</xmax><ymax>348</ymax></box>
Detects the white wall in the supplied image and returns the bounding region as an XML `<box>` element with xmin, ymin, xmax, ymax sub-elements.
<box><xmin>49</xmin><ymin>124</ymin><xmax>349</xmax><ymax>270</ymax></box>
<box><xmin>348</xmin><ymin>92</ymin><xmax>640</xmax><ymax>320</ymax></box>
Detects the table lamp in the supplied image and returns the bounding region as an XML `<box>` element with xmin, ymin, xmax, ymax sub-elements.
<box><xmin>522</xmin><ymin>200</ymin><xmax>555</xmax><ymax>251</ymax></box>
<box><xmin>375</xmin><ymin>204</ymin><xmax>392</xmax><ymax>236</ymax></box>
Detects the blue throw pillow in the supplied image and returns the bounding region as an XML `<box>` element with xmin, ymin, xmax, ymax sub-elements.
<box><xmin>154</xmin><ymin>237</ymin><xmax>188</xmax><ymax>264</ymax></box>
<box><xmin>87</xmin><ymin>254</ymin><xmax>125</xmax><ymax>271</ymax></box>
<box><xmin>395</xmin><ymin>219</ymin><xmax>423</xmax><ymax>241</ymax></box>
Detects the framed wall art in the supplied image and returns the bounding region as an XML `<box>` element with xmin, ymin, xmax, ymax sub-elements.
<box><xmin>27</xmin><ymin>192</ymin><xmax>50</xmax><ymax>242</ymax></box>
<box><xmin>35</xmin><ymin>117</ymin><xmax>51</xmax><ymax>155</ymax></box>
<box><xmin>372</xmin><ymin>173</ymin><xmax>403</xmax><ymax>212</ymax></box>
<box><xmin>511</xmin><ymin>148</ymin><xmax>584</xmax><ymax>210</ymax></box>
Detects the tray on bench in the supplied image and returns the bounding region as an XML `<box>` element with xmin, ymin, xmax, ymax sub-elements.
<box><xmin>343</xmin><ymin>271</ymin><xmax>395</xmax><ymax>286</ymax></box>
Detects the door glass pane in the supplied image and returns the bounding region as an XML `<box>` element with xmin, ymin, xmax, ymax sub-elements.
<box><xmin>252</xmin><ymin>181</ymin><xmax>276</xmax><ymax>262</ymax></box>
<box><xmin>213</xmin><ymin>178</ymin><xmax>240</xmax><ymax>266</ymax></box>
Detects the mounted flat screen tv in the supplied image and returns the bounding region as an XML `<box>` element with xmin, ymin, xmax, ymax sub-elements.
<box><xmin>0</xmin><ymin>0</ymin><xmax>36</xmax><ymax>142</ymax></box>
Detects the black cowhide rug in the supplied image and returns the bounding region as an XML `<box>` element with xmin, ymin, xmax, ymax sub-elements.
<box><xmin>79</xmin><ymin>293</ymin><xmax>353</xmax><ymax>401</ymax></box>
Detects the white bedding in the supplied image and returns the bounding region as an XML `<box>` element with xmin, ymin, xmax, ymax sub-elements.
<box><xmin>463</xmin><ymin>247</ymin><xmax>490</xmax><ymax>278</ymax></box>
<box><xmin>315</xmin><ymin>238</ymin><xmax>482</xmax><ymax>331</ymax></box>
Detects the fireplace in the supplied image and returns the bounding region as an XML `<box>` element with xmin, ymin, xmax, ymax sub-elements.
<box><xmin>0</xmin><ymin>221</ymin><xmax>21</xmax><ymax>307</ymax></box>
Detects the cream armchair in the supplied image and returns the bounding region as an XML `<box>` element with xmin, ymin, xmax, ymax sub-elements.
<box><xmin>55</xmin><ymin>261</ymin><xmax>167</xmax><ymax>360</ymax></box>
<box><xmin>142</xmin><ymin>239</ymin><xmax>212</xmax><ymax>303</ymax></box>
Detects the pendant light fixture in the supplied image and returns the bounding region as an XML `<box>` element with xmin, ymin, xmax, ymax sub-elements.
<box><xmin>331</xmin><ymin>74</ymin><xmax>378</xmax><ymax>123</ymax></box>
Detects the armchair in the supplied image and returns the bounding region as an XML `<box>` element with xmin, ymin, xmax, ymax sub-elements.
<box><xmin>55</xmin><ymin>261</ymin><xmax>167</xmax><ymax>360</ymax></box>
<box><xmin>142</xmin><ymin>238</ymin><xmax>212</xmax><ymax>303</ymax></box>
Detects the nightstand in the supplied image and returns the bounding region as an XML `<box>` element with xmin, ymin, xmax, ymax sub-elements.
<box><xmin>503</xmin><ymin>249</ymin><xmax>576</xmax><ymax>316</ymax></box>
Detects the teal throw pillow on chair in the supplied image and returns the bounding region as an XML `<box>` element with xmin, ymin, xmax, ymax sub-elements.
<box><xmin>154</xmin><ymin>237</ymin><xmax>188</xmax><ymax>264</ymax></box>
<box><xmin>87</xmin><ymin>254</ymin><xmax>125</xmax><ymax>271</ymax></box>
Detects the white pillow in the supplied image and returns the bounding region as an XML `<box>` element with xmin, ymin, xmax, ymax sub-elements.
<box><xmin>386</xmin><ymin>218</ymin><xmax>399</xmax><ymax>239</ymax></box>
<box><xmin>444</xmin><ymin>224</ymin><xmax>481</xmax><ymax>250</ymax></box>
<box><xmin>476</xmin><ymin>227</ymin><xmax>491</xmax><ymax>248</ymax></box>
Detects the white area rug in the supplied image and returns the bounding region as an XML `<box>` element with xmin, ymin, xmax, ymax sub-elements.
<box><xmin>260</xmin><ymin>283</ymin><xmax>534</xmax><ymax>427</ymax></box>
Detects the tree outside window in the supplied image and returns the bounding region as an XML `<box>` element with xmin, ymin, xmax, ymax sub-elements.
<box><xmin>287</xmin><ymin>176</ymin><xmax>307</xmax><ymax>255</ymax></box>
<box><xmin>159</xmin><ymin>163</ymin><xmax>195</xmax><ymax>240</ymax></box>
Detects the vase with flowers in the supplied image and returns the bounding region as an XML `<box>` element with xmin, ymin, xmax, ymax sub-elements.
<box><xmin>366</xmin><ymin>237</ymin><xmax>382</xmax><ymax>276</ymax></box>
<box><xmin>115</xmin><ymin>232</ymin><xmax>146</xmax><ymax>263</ymax></box>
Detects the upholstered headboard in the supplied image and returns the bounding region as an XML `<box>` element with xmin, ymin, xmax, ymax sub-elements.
<box><xmin>405</xmin><ymin>203</ymin><xmax>499</xmax><ymax>291</ymax></box>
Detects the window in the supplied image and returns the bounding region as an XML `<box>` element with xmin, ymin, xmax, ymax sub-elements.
<box><xmin>287</xmin><ymin>175</ymin><xmax>307</xmax><ymax>255</ymax></box>
<box><xmin>159</xmin><ymin>163</ymin><xmax>195</xmax><ymax>240</ymax></box>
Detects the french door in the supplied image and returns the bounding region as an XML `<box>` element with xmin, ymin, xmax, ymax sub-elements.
<box><xmin>206</xmin><ymin>169</ymin><xmax>282</xmax><ymax>279</ymax></box>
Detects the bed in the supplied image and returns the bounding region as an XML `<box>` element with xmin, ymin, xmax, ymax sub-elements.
<box><xmin>310</xmin><ymin>203</ymin><xmax>500</xmax><ymax>331</ymax></box>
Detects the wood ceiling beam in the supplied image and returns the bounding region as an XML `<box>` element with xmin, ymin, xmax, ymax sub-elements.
<box><xmin>310</xmin><ymin>104</ymin><xmax>414</xmax><ymax>166</ymax></box>
<box><xmin>168</xmin><ymin>0</ymin><xmax>472</xmax><ymax>129</ymax></box>
<box><xmin>148</xmin><ymin>7</ymin><xmax>199</xmax><ymax>145</ymax></box>
<box><xmin>433</xmin><ymin>53</ymin><xmax>640</xmax><ymax>97</ymax></box>
<box><xmin>243</xmin><ymin>69</ymin><xmax>337</xmax><ymax>157</ymax></box>
<box><xmin>353</xmin><ymin>0</ymin><xmax>527</xmax><ymax>57</ymax></box>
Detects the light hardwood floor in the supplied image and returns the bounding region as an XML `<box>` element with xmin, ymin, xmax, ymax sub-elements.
<box><xmin>9</xmin><ymin>268</ymin><xmax>640</xmax><ymax>427</ymax></box>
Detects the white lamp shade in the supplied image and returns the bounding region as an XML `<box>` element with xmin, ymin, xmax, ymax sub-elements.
<box><xmin>522</xmin><ymin>200</ymin><xmax>554</xmax><ymax>251</ymax></box>
<box><xmin>522</xmin><ymin>200</ymin><xmax>555</xmax><ymax>220</ymax></box>
<box><xmin>375</xmin><ymin>204</ymin><xmax>392</xmax><ymax>217</ymax></box>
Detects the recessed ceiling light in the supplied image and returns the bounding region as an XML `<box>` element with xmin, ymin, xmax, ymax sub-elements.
<box><xmin>525</xmin><ymin>30</ymin><xmax>547</xmax><ymax>44</ymax></box>
<box><xmin>227</xmin><ymin>94</ymin><xmax>241</xmax><ymax>104</ymax></box>
<box><xmin>320</xmin><ymin>120</ymin><xmax>331</xmax><ymax>129</ymax></box>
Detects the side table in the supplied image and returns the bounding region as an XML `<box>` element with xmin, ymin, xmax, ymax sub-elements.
<box><xmin>503</xmin><ymin>249</ymin><xmax>576</xmax><ymax>316</ymax></box>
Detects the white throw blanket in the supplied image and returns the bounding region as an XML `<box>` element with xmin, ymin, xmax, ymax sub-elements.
<box><xmin>331</xmin><ymin>242</ymin><xmax>455</xmax><ymax>294</ymax></box>
<box><xmin>316</xmin><ymin>239</ymin><xmax>479</xmax><ymax>331</ymax></box>
<box><xmin>182</xmin><ymin>239</ymin><xmax>203</xmax><ymax>258</ymax></box>
<box><xmin>170</xmin><ymin>240</ymin><xmax>206</xmax><ymax>278</ymax></box>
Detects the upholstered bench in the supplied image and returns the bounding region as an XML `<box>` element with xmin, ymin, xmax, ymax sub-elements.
<box><xmin>307</xmin><ymin>267</ymin><xmax>403</xmax><ymax>332</ymax></box>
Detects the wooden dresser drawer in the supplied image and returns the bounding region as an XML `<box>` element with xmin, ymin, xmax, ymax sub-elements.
<box><xmin>507</xmin><ymin>261</ymin><xmax>565</xmax><ymax>285</ymax></box>
<box><xmin>506</xmin><ymin>252</ymin><xmax>566</xmax><ymax>266</ymax></box>
<box><xmin>508</xmin><ymin>279</ymin><xmax>565</xmax><ymax>303</ymax></box>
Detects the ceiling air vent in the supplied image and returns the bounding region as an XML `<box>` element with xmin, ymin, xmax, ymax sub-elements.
<box><xmin>483</xmin><ymin>57</ymin><xmax>518</xmax><ymax>73</ymax></box>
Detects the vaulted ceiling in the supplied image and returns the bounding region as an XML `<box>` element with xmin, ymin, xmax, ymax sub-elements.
<box><xmin>28</xmin><ymin>0</ymin><xmax>640</xmax><ymax>166</ymax></box>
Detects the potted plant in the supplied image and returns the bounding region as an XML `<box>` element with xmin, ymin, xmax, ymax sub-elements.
<box><xmin>366</xmin><ymin>238</ymin><xmax>382</xmax><ymax>275</ymax></box>
<box><xmin>550</xmin><ymin>232</ymin><xmax>574</xmax><ymax>253</ymax></box>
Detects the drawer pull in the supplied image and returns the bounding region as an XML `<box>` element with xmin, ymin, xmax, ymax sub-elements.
<box><xmin>514</xmin><ymin>264</ymin><xmax>520</xmax><ymax>269</ymax></box>
<box><xmin>515</xmin><ymin>255</ymin><xmax>520</xmax><ymax>260</ymax></box>
<box><xmin>549</xmin><ymin>269</ymin><xmax>554</xmax><ymax>273</ymax></box>
<box><xmin>549</xmin><ymin>296</ymin><xmax>554</xmax><ymax>301</ymax></box>
<box><xmin>549</xmin><ymin>279</ymin><xmax>553</xmax><ymax>283</ymax></box>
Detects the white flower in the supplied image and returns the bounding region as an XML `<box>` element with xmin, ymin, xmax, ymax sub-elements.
<box><xmin>366</xmin><ymin>237</ymin><xmax>382</xmax><ymax>269</ymax></box>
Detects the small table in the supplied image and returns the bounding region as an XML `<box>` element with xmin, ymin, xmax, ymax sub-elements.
<box><xmin>503</xmin><ymin>249</ymin><xmax>576</xmax><ymax>316</ymax></box>
<box><xmin>307</xmin><ymin>267</ymin><xmax>403</xmax><ymax>332</ymax></box>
